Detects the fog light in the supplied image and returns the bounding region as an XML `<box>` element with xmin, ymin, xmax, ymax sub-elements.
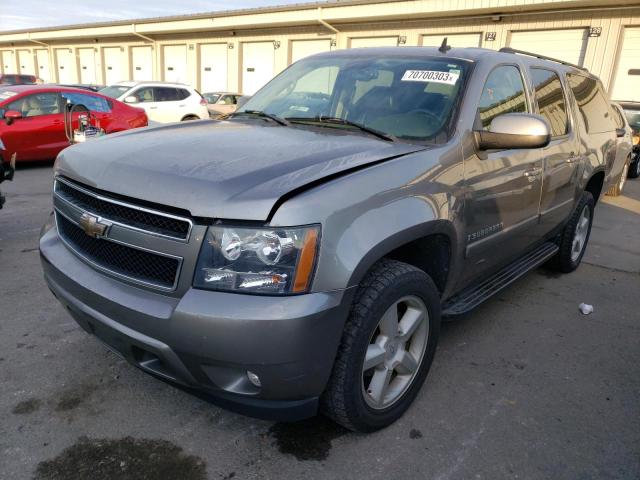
<box><xmin>247</xmin><ymin>370</ymin><xmax>261</xmax><ymax>387</ymax></box>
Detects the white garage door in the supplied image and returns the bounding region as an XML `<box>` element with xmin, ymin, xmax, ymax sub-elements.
<box><xmin>611</xmin><ymin>27</ymin><xmax>640</xmax><ymax>102</ymax></box>
<box><xmin>36</xmin><ymin>49</ymin><xmax>51</xmax><ymax>82</ymax></box>
<box><xmin>291</xmin><ymin>39</ymin><xmax>332</xmax><ymax>63</ymax></box>
<box><xmin>422</xmin><ymin>33</ymin><xmax>482</xmax><ymax>48</ymax></box>
<box><xmin>242</xmin><ymin>42</ymin><xmax>275</xmax><ymax>95</ymax></box>
<box><xmin>200</xmin><ymin>43</ymin><xmax>227</xmax><ymax>92</ymax></box>
<box><xmin>103</xmin><ymin>47</ymin><xmax>124</xmax><ymax>85</ymax></box>
<box><xmin>350</xmin><ymin>36</ymin><xmax>399</xmax><ymax>48</ymax></box>
<box><xmin>17</xmin><ymin>50</ymin><xmax>34</xmax><ymax>75</ymax></box>
<box><xmin>55</xmin><ymin>48</ymin><xmax>76</xmax><ymax>83</ymax></box>
<box><xmin>509</xmin><ymin>29</ymin><xmax>588</xmax><ymax>66</ymax></box>
<box><xmin>78</xmin><ymin>48</ymin><xmax>97</xmax><ymax>85</ymax></box>
<box><xmin>131</xmin><ymin>46</ymin><xmax>153</xmax><ymax>82</ymax></box>
<box><xmin>1</xmin><ymin>50</ymin><xmax>16</xmax><ymax>74</ymax></box>
<box><xmin>163</xmin><ymin>45</ymin><xmax>187</xmax><ymax>84</ymax></box>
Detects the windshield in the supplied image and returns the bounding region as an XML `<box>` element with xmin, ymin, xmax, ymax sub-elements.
<box><xmin>238</xmin><ymin>54</ymin><xmax>470</xmax><ymax>143</ymax></box>
<box><xmin>203</xmin><ymin>93</ymin><xmax>221</xmax><ymax>104</ymax></box>
<box><xmin>99</xmin><ymin>85</ymin><xmax>131</xmax><ymax>98</ymax></box>
<box><xmin>624</xmin><ymin>109</ymin><xmax>640</xmax><ymax>130</ymax></box>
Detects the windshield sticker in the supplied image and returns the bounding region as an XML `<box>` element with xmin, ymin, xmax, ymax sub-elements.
<box><xmin>401</xmin><ymin>70</ymin><xmax>459</xmax><ymax>85</ymax></box>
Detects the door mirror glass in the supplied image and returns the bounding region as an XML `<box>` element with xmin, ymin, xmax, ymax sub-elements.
<box><xmin>124</xmin><ymin>96</ymin><xmax>138</xmax><ymax>104</ymax></box>
<box><xmin>4</xmin><ymin>110</ymin><xmax>23</xmax><ymax>125</ymax></box>
<box><xmin>475</xmin><ymin>113</ymin><xmax>551</xmax><ymax>150</ymax></box>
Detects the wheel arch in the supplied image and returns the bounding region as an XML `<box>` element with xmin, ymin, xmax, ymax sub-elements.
<box><xmin>347</xmin><ymin>220</ymin><xmax>457</xmax><ymax>296</ymax></box>
<box><xmin>585</xmin><ymin>169</ymin><xmax>605</xmax><ymax>204</ymax></box>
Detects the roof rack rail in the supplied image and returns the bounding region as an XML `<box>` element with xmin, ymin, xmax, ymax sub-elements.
<box><xmin>498</xmin><ymin>47</ymin><xmax>588</xmax><ymax>72</ymax></box>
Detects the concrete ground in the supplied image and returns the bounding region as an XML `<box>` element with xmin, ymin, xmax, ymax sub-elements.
<box><xmin>1</xmin><ymin>163</ymin><xmax>639</xmax><ymax>480</ymax></box>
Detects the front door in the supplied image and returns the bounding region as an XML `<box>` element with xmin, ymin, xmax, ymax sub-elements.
<box><xmin>462</xmin><ymin>64</ymin><xmax>543</xmax><ymax>283</ymax></box>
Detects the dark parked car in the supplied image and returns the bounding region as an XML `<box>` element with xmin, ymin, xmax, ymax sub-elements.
<box><xmin>0</xmin><ymin>73</ymin><xmax>38</xmax><ymax>85</ymax></box>
<box><xmin>41</xmin><ymin>47</ymin><xmax>615</xmax><ymax>432</ymax></box>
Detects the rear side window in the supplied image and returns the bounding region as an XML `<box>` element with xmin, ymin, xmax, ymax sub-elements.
<box><xmin>611</xmin><ymin>105</ymin><xmax>625</xmax><ymax>129</ymax></box>
<box><xmin>567</xmin><ymin>74</ymin><xmax>616</xmax><ymax>134</ymax></box>
<box><xmin>62</xmin><ymin>92</ymin><xmax>111</xmax><ymax>113</ymax></box>
<box><xmin>477</xmin><ymin>65</ymin><xmax>528</xmax><ymax>130</ymax></box>
<box><xmin>177</xmin><ymin>88</ymin><xmax>190</xmax><ymax>100</ymax></box>
<box><xmin>153</xmin><ymin>87</ymin><xmax>180</xmax><ymax>102</ymax></box>
<box><xmin>531</xmin><ymin>68</ymin><xmax>568</xmax><ymax>138</ymax></box>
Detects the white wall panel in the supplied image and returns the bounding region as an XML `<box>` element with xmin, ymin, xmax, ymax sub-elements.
<box><xmin>350</xmin><ymin>36</ymin><xmax>399</xmax><ymax>48</ymax></box>
<box><xmin>422</xmin><ymin>33</ymin><xmax>482</xmax><ymax>48</ymax></box>
<box><xmin>509</xmin><ymin>29</ymin><xmax>588</xmax><ymax>66</ymax></box>
<box><xmin>291</xmin><ymin>39</ymin><xmax>332</xmax><ymax>63</ymax></box>
<box><xmin>612</xmin><ymin>27</ymin><xmax>640</xmax><ymax>101</ymax></box>
<box><xmin>55</xmin><ymin>48</ymin><xmax>76</xmax><ymax>83</ymax></box>
<box><xmin>163</xmin><ymin>44</ymin><xmax>187</xmax><ymax>83</ymax></box>
<box><xmin>242</xmin><ymin>42</ymin><xmax>275</xmax><ymax>95</ymax></box>
<box><xmin>17</xmin><ymin>49</ymin><xmax>34</xmax><ymax>75</ymax></box>
<box><xmin>35</xmin><ymin>49</ymin><xmax>51</xmax><ymax>82</ymax></box>
<box><xmin>78</xmin><ymin>48</ymin><xmax>97</xmax><ymax>84</ymax></box>
<box><xmin>200</xmin><ymin>43</ymin><xmax>227</xmax><ymax>92</ymax></box>
<box><xmin>1</xmin><ymin>50</ymin><xmax>16</xmax><ymax>74</ymax></box>
<box><xmin>131</xmin><ymin>46</ymin><xmax>153</xmax><ymax>81</ymax></box>
<box><xmin>103</xmin><ymin>47</ymin><xmax>124</xmax><ymax>85</ymax></box>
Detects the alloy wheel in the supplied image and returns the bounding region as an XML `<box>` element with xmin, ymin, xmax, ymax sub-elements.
<box><xmin>571</xmin><ymin>205</ymin><xmax>590</xmax><ymax>262</ymax></box>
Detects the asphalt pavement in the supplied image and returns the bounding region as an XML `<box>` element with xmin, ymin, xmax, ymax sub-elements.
<box><xmin>1</xmin><ymin>163</ymin><xmax>639</xmax><ymax>480</ymax></box>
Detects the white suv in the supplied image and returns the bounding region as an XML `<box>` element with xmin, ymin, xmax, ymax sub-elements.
<box><xmin>100</xmin><ymin>81</ymin><xmax>209</xmax><ymax>124</ymax></box>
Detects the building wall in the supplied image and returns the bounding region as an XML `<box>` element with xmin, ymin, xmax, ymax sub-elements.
<box><xmin>0</xmin><ymin>1</ymin><xmax>638</xmax><ymax>99</ymax></box>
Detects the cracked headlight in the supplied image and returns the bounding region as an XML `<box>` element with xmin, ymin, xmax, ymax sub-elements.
<box><xmin>193</xmin><ymin>225</ymin><xmax>320</xmax><ymax>295</ymax></box>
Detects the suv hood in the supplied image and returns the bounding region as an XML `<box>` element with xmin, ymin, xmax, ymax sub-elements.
<box><xmin>55</xmin><ymin>120</ymin><xmax>426</xmax><ymax>220</ymax></box>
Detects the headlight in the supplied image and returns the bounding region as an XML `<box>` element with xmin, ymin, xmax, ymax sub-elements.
<box><xmin>193</xmin><ymin>225</ymin><xmax>320</xmax><ymax>295</ymax></box>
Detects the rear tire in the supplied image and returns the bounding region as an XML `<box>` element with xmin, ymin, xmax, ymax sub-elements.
<box><xmin>548</xmin><ymin>191</ymin><xmax>594</xmax><ymax>273</ymax></box>
<box><xmin>321</xmin><ymin>259</ymin><xmax>441</xmax><ymax>432</ymax></box>
<box><xmin>607</xmin><ymin>158</ymin><xmax>629</xmax><ymax>196</ymax></box>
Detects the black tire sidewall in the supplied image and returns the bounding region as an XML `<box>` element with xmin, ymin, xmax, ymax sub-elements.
<box><xmin>341</xmin><ymin>267</ymin><xmax>441</xmax><ymax>432</ymax></box>
<box><xmin>557</xmin><ymin>192</ymin><xmax>595</xmax><ymax>272</ymax></box>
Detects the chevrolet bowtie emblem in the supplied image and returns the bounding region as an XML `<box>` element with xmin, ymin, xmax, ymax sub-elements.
<box><xmin>79</xmin><ymin>213</ymin><xmax>110</xmax><ymax>238</ymax></box>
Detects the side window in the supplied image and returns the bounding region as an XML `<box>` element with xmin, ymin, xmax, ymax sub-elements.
<box><xmin>177</xmin><ymin>89</ymin><xmax>190</xmax><ymax>100</ymax></box>
<box><xmin>62</xmin><ymin>92</ymin><xmax>111</xmax><ymax>113</ymax></box>
<box><xmin>530</xmin><ymin>68</ymin><xmax>569</xmax><ymax>137</ymax></box>
<box><xmin>221</xmin><ymin>95</ymin><xmax>235</xmax><ymax>105</ymax></box>
<box><xmin>567</xmin><ymin>74</ymin><xmax>616</xmax><ymax>134</ymax></box>
<box><xmin>153</xmin><ymin>87</ymin><xmax>180</xmax><ymax>102</ymax></box>
<box><xmin>7</xmin><ymin>93</ymin><xmax>61</xmax><ymax>117</ymax></box>
<box><xmin>477</xmin><ymin>65</ymin><xmax>528</xmax><ymax>130</ymax></box>
<box><xmin>132</xmin><ymin>87</ymin><xmax>154</xmax><ymax>103</ymax></box>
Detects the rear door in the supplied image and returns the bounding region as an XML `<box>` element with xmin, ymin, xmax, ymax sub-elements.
<box><xmin>462</xmin><ymin>64</ymin><xmax>543</xmax><ymax>282</ymax></box>
<box><xmin>1</xmin><ymin>92</ymin><xmax>65</xmax><ymax>160</ymax></box>
<box><xmin>529</xmin><ymin>67</ymin><xmax>581</xmax><ymax>233</ymax></box>
<box><xmin>213</xmin><ymin>94</ymin><xmax>237</xmax><ymax>115</ymax></box>
<box><xmin>152</xmin><ymin>87</ymin><xmax>183</xmax><ymax>122</ymax></box>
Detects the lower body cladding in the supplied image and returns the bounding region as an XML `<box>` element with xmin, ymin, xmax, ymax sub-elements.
<box><xmin>39</xmin><ymin>223</ymin><xmax>353</xmax><ymax>421</ymax></box>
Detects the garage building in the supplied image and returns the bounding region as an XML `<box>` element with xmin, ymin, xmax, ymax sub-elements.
<box><xmin>0</xmin><ymin>0</ymin><xmax>639</xmax><ymax>100</ymax></box>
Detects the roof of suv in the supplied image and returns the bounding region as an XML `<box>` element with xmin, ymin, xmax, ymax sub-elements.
<box><xmin>313</xmin><ymin>46</ymin><xmax>594</xmax><ymax>77</ymax></box>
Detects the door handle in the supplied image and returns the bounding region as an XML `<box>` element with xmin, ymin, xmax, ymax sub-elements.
<box><xmin>149</xmin><ymin>106</ymin><xmax>158</xmax><ymax>109</ymax></box>
<box><xmin>179</xmin><ymin>104</ymin><xmax>186</xmax><ymax>107</ymax></box>
<box><xmin>524</xmin><ymin>168</ymin><xmax>542</xmax><ymax>177</ymax></box>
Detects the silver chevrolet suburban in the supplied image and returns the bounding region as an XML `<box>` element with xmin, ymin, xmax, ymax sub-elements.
<box><xmin>40</xmin><ymin>46</ymin><xmax>618</xmax><ymax>432</ymax></box>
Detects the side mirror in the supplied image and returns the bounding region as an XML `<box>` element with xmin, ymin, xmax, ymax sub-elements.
<box><xmin>124</xmin><ymin>96</ymin><xmax>138</xmax><ymax>104</ymax></box>
<box><xmin>475</xmin><ymin>113</ymin><xmax>551</xmax><ymax>151</ymax></box>
<box><xmin>236</xmin><ymin>95</ymin><xmax>251</xmax><ymax>109</ymax></box>
<box><xmin>616</xmin><ymin>128</ymin><xmax>626</xmax><ymax>138</ymax></box>
<box><xmin>4</xmin><ymin>110</ymin><xmax>23</xmax><ymax>125</ymax></box>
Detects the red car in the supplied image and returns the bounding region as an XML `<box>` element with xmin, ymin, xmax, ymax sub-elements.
<box><xmin>0</xmin><ymin>85</ymin><xmax>148</xmax><ymax>163</ymax></box>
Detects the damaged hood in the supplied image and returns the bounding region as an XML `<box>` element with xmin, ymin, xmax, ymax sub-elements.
<box><xmin>55</xmin><ymin>120</ymin><xmax>425</xmax><ymax>220</ymax></box>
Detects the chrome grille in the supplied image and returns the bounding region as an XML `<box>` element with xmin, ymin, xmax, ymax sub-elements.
<box><xmin>54</xmin><ymin>178</ymin><xmax>191</xmax><ymax>241</ymax></box>
<box><xmin>56</xmin><ymin>213</ymin><xmax>181</xmax><ymax>290</ymax></box>
<box><xmin>53</xmin><ymin>176</ymin><xmax>191</xmax><ymax>291</ymax></box>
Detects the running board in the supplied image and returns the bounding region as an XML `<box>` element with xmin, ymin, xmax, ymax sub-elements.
<box><xmin>442</xmin><ymin>242</ymin><xmax>559</xmax><ymax>317</ymax></box>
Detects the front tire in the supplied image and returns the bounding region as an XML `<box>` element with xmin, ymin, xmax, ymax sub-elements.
<box><xmin>321</xmin><ymin>259</ymin><xmax>441</xmax><ymax>432</ymax></box>
<box><xmin>549</xmin><ymin>191</ymin><xmax>594</xmax><ymax>273</ymax></box>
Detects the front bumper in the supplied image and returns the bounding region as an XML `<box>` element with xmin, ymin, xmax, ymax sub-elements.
<box><xmin>40</xmin><ymin>221</ymin><xmax>353</xmax><ymax>421</ymax></box>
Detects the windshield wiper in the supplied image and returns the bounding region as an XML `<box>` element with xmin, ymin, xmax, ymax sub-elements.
<box><xmin>230</xmin><ymin>110</ymin><xmax>289</xmax><ymax>126</ymax></box>
<box><xmin>285</xmin><ymin>116</ymin><xmax>397</xmax><ymax>142</ymax></box>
